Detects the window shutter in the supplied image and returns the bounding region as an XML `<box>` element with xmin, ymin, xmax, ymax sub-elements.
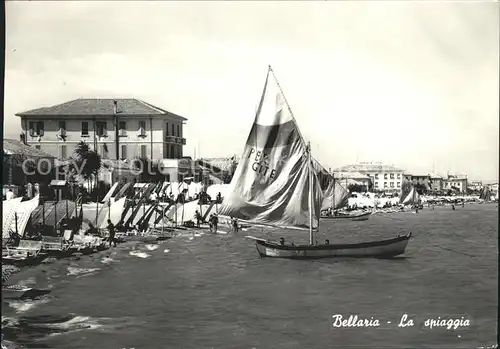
<box><xmin>38</xmin><ymin>122</ymin><xmax>45</xmax><ymax>136</ymax></box>
<box><xmin>29</xmin><ymin>122</ymin><xmax>35</xmax><ymax>136</ymax></box>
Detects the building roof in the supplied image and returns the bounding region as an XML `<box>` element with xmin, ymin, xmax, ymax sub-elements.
<box><xmin>428</xmin><ymin>173</ymin><xmax>443</xmax><ymax>179</ymax></box>
<box><xmin>334</xmin><ymin>163</ymin><xmax>405</xmax><ymax>173</ymax></box>
<box><xmin>3</xmin><ymin>139</ymin><xmax>54</xmax><ymax>158</ymax></box>
<box><xmin>16</xmin><ymin>98</ymin><xmax>187</xmax><ymax>120</ymax></box>
<box><xmin>332</xmin><ymin>171</ymin><xmax>370</xmax><ymax>180</ymax></box>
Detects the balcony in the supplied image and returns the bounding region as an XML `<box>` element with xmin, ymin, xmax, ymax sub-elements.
<box><xmin>165</xmin><ymin>136</ymin><xmax>176</xmax><ymax>143</ymax></box>
<box><xmin>56</xmin><ymin>128</ymin><xmax>67</xmax><ymax>140</ymax></box>
<box><xmin>137</xmin><ymin>127</ymin><xmax>147</xmax><ymax>138</ymax></box>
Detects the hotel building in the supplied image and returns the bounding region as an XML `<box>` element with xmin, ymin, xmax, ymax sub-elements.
<box><xmin>333</xmin><ymin>162</ymin><xmax>405</xmax><ymax>193</ymax></box>
<box><xmin>16</xmin><ymin>98</ymin><xmax>187</xmax><ymax>161</ymax></box>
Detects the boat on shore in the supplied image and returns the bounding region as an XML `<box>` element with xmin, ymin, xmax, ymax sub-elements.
<box><xmin>321</xmin><ymin>211</ymin><xmax>372</xmax><ymax>221</ymax></box>
<box><xmin>2</xmin><ymin>284</ymin><xmax>51</xmax><ymax>300</ymax></box>
<box><xmin>218</xmin><ymin>66</ymin><xmax>411</xmax><ymax>259</ymax></box>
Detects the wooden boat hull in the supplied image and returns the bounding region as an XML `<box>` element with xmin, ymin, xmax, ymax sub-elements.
<box><xmin>249</xmin><ymin>233</ymin><xmax>411</xmax><ymax>259</ymax></box>
<box><xmin>321</xmin><ymin>212</ymin><xmax>371</xmax><ymax>221</ymax></box>
<box><xmin>2</xmin><ymin>284</ymin><xmax>52</xmax><ymax>300</ymax></box>
<box><xmin>2</xmin><ymin>253</ymin><xmax>48</xmax><ymax>267</ymax></box>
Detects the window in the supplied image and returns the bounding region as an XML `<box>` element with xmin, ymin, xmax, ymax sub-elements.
<box><xmin>390</xmin><ymin>182</ymin><xmax>394</xmax><ymax>188</ymax></box>
<box><xmin>170</xmin><ymin>145</ymin><xmax>174</xmax><ymax>159</ymax></box>
<box><xmin>374</xmin><ymin>173</ymin><xmax>379</xmax><ymax>179</ymax></box>
<box><xmin>397</xmin><ymin>174</ymin><xmax>401</xmax><ymax>179</ymax></box>
<box><xmin>121</xmin><ymin>145</ymin><xmax>127</xmax><ymax>159</ymax></box>
<box><xmin>119</xmin><ymin>121</ymin><xmax>127</xmax><ymax>136</ymax></box>
<box><xmin>171</xmin><ymin>124</ymin><xmax>174</xmax><ymax>136</ymax></box>
<box><xmin>138</xmin><ymin>121</ymin><xmax>146</xmax><ymax>137</ymax></box>
<box><xmin>384</xmin><ymin>182</ymin><xmax>388</xmax><ymax>188</ymax></box>
<box><xmin>58</xmin><ymin>121</ymin><xmax>66</xmax><ymax>131</ymax></box>
<box><xmin>384</xmin><ymin>173</ymin><xmax>388</xmax><ymax>179</ymax></box>
<box><xmin>29</xmin><ymin>121</ymin><xmax>44</xmax><ymax>136</ymax></box>
<box><xmin>177</xmin><ymin>125</ymin><xmax>180</xmax><ymax>137</ymax></box>
<box><xmin>390</xmin><ymin>173</ymin><xmax>394</xmax><ymax>179</ymax></box>
<box><xmin>82</xmin><ymin>122</ymin><xmax>89</xmax><ymax>136</ymax></box>
<box><xmin>141</xmin><ymin>145</ymin><xmax>147</xmax><ymax>158</ymax></box>
<box><xmin>166</xmin><ymin>123</ymin><xmax>169</xmax><ymax>136</ymax></box>
<box><xmin>96</xmin><ymin>122</ymin><xmax>107</xmax><ymax>137</ymax></box>
<box><xmin>397</xmin><ymin>182</ymin><xmax>401</xmax><ymax>188</ymax></box>
<box><xmin>374</xmin><ymin>182</ymin><xmax>379</xmax><ymax>187</ymax></box>
<box><xmin>35</xmin><ymin>145</ymin><xmax>41</xmax><ymax>150</ymax></box>
<box><xmin>60</xmin><ymin>145</ymin><xmax>67</xmax><ymax>159</ymax></box>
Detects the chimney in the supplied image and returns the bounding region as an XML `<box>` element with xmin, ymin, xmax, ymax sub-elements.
<box><xmin>113</xmin><ymin>100</ymin><xmax>118</xmax><ymax>115</ymax></box>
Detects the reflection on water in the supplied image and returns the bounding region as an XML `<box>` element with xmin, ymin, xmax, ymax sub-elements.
<box><xmin>1</xmin><ymin>205</ymin><xmax>498</xmax><ymax>349</ymax></box>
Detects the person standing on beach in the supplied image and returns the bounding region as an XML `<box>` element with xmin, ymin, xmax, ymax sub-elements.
<box><xmin>208</xmin><ymin>214</ymin><xmax>214</xmax><ymax>233</ymax></box>
<box><xmin>212</xmin><ymin>214</ymin><xmax>219</xmax><ymax>233</ymax></box>
<box><xmin>107</xmin><ymin>219</ymin><xmax>117</xmax><ymax>247</ymax></box>
<box><xmin>231</xmin><ymin>217</ymin><xmax>239</xmax><ymax>233</ymax></box>
<box><xmin>194</xmin><ymin>210</ymin><xmax>202</xmax><ymax>227</ymax></box>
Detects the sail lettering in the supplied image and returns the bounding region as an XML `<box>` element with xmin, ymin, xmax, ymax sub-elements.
<box><xmin>248</xmin><ymin>147</ymin><xmax>277</xmax><ymax>179</ymax></box>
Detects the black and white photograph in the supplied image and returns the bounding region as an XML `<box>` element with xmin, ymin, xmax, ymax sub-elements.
<box><xmin>2</xmin><ymin>1</ymin><xmax>498</xmax><ymax>348</ymax></box>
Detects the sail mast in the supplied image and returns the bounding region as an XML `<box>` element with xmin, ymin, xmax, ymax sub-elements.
<box><xmin>332</xmin><ymin>173</ymin><xmax>335</xmax><ymax>212</ymax></box>
<box><xmin>307</xmin><ymin>142</ymin><xmax>314</xmax><ymax>245</ymax></box>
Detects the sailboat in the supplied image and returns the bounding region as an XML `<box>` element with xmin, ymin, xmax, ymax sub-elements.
<box><xmin>218</xmin><ymin>66</ymin><xmax>411</xmax><ymax>259</ymax></box>
<box><xmin>319</xmin><ymin>171</ymin><xmax>371</xmax><ymax>221</ymax></box>
<box><xmin>400</xmin><ymin>180</ymin><xmax>421</xmax><ymax>209</ymax></box>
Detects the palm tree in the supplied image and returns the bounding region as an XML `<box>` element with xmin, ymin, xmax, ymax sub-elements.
<box><xmin>72</xmin><ymin>141</ymin><xmax>101</xmax><ymax>195</ymax></box>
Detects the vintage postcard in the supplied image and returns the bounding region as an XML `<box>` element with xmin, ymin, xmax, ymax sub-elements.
<box><xmin>2</xmin><ymin>1</ymin><xmax>498</xmax><ymax>348</ymax></box>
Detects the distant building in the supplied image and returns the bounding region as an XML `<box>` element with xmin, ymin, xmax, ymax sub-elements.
<box><xmin>486</xmin><ymin>183</ymin><xmax>498</xmax><ymax>193</ymax></box>
<box><xmin>429</xmin><ymin>173</ymin><xmax>444</xmax><ymax>192</ymax></box>
<box><xmin>410</xmin><ymin>174</ymin><xmax>432</xmax><ymax>190</ymax></box>
<box><xmin>444</xmin><ymin>174</ymin><xmax>468</xmax><ymax>194</ymax></box>
<box><xmin>467</xmin><ymin>180</ymin><xmax>483</xmax><ymax>192</ymax></box>
<box><xmin>331</xmin><ymin>171</ymin><xmax>371</xmax><ymax>188</ymax></box>
<box><xmin>3</xmin><ymin>139</ymin><xmax>55</xmax><ymax>196</ymax></box>
<box><xmin>333</xmin><ymin>162</ymin><xmax>405</xmax><ymax>193</ymax></box>
<box><xmin>16</xmin><ymin>98</ymin><xmax>187</xmax><ymax>161</ymax></box>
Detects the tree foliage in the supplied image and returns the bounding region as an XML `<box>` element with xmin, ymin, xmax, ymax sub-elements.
<box><xmin>347</xmin><ymin>184</ymin><xmax>367</xmax><ymax>193</ymax></box>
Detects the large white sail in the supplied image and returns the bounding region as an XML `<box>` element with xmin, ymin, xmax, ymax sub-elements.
<box><xmin>219</xmin><ymin>67</ymin><xmax>322</xmax><ymax>229</ymax></box>
<box><xmin>2</xmin><ymin>197</ymin><xmax>23</xmax><ymax>240</ymax></box>
<box><xmin>402</xmin><ymin>187</ymin><xmax>420</xmax><ymax>205</ymax></box>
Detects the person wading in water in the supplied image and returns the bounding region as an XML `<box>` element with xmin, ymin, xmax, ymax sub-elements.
<box><xmin>107</xmin><ymin>219</ymin><xmax>117</xmax><ymax>247</ymax></box>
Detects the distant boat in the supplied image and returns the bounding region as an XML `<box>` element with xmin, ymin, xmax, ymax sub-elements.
<box><xmin>219</xmin><ymin>66</ymin><xmax>411</xmax><ymax>259</ymax></box>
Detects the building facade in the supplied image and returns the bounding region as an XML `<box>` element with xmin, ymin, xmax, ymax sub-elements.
<box><xmin>429</xmin><ymin>174</ymin><xmax>444</xmax><ymax>192</ymax></box>
<box><xmin>331</xmin><ymin>171</ymin><xmax>371</xmax><ymax>189</ymax></box>
<box><xmin>16</xmin><ymin>98</ymin><xmax>187</xmax><ymax>161</ymax></box>
<box><xmin>467</xmin><ymin>180</ymin><xmax>483</xmax><ymax>193</ymax></box>
<box><xmin>333</xmin><ymin>162</ymin><xmax>405</xmax><ymax>193</ymax></box>
<box><xmin>444</xmin><ymin>174</ymin><xmax>468</xmax><ymax>194</ymax></box>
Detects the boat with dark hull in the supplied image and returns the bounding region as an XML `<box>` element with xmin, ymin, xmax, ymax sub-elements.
<box><xmin>321</xmin><ymin>211</ymin><xmax>371</xmax><ymax>221</ymax></box>
<box><xmin>2</xmin><ymin>240</ymin><xmax>48</xmax><ymax>267</ymax></box>
<box><xmin>248</xmin><ymin>233</ymin><xmax>411</xmax><ymax>259</ymax></box>
<box><xmin>2</xmin><ymin>284</ymin><xmax>52</xmax><ymax>300</ymax></box>
<box><xmin>218</xmin><ymin>66</ymin><xmax>411</xmax><ymax>260</ymax></box>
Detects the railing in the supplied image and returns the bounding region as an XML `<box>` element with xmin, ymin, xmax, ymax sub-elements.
<box><xmin>165</xmin><ymin>136</ymin><xmax>176</xmax><ymax>143</ymax></box>
<box><xmin>137</xmin><ymin>127</ymin><xmax>147</xmax><ymax>138</ymax></box>
<box><xmin>119</xmin><ymin>129</ymin><xmax>127</xmax><ymax>137</ymax></box>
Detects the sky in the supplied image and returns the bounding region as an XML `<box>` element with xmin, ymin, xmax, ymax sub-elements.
<box><xmin>4</xmin><ymin>1</ymin><xmax>499</xmax><ymax>182</ymax></box>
